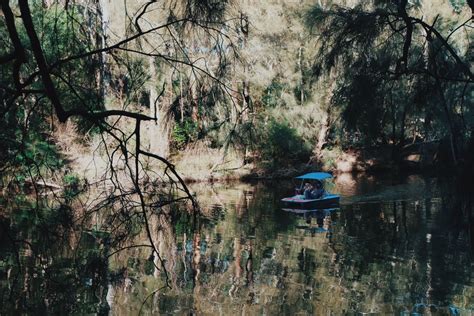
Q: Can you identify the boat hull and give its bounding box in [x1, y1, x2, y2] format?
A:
[281, 194, 340, 210]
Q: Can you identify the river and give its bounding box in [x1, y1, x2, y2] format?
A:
[1, 173, 473, 314]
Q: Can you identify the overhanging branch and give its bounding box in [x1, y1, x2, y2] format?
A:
[18, 0, 68, 122]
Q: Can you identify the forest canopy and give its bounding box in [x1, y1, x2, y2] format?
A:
[305, 1, 473, 164]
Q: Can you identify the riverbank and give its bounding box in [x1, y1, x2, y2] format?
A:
[172, 141, 444, 182]
[0, 132, 449, 193]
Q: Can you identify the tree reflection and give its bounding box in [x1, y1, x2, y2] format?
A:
[1, 176, 473, 314]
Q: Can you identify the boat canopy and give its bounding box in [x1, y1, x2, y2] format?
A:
[295, 172, 333, 180]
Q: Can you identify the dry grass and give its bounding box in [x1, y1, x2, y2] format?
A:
[172, 140, 254, 182]
[53, 121, 111, 183]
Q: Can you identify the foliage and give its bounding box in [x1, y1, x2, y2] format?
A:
[171, 119, 199, 150]
[319, 147, 344, 170]
[0, 103, 64, 184]
[292, 84, 311, 105]
[262, 79, 286, 108]
[449, 0, 467, 13]
[63, 173, 82, 200]
[110, 56, 151, 108]
[305, 5, 388, 77]
[329, 57, 391, 147]
[305, 2, 473, 163]
[0, 0, 236, 313]
[32, 3, 105, 133]
[0, 3, 103, 181]
[258, 120, 311, 168]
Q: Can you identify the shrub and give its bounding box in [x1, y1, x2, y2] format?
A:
[262, 79, 286, 108]
[63, 173, 81, 200]
[171, 120, 199, 150]
[259, 120, 310, 168]
[449, 0, 466, 13]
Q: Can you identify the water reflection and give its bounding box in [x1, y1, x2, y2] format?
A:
[285, 208, 336, 236]
[1, 175, 473, 314]
[107, 177, 473, 315]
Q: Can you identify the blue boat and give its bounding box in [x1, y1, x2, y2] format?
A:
[281, 172, 340, 210]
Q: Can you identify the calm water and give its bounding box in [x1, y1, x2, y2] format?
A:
[1, 174, 473, 315]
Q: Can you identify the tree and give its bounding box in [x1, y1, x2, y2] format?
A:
[305, 0, 473, 163]
[0, 0, 237, 299]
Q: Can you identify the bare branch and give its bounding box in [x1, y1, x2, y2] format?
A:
[18, 0, 68, 121]
[1, 0, 27, 89]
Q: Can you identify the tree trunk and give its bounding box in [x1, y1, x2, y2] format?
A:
[240, 12, 250, 122]
[190, 80, 199, 124]
[97, 0, 109, 106]
[311, 78, 335, 163]
[435, 77, 458, 164]
[397, 102, 408, 162]
[315, 116, 329, 160]
[147, 57, 170, 157]
[179, 70, 184, 123]
[298, 44, 304, 105]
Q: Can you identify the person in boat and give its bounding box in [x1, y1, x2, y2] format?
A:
[303, 182, 313, 200]
[311, 181, 325, 199]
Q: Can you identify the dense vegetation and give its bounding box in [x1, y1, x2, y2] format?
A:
[1, 1, 472, 184]
[0, 0, 473, 313]
[307, 1, 473, 163]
